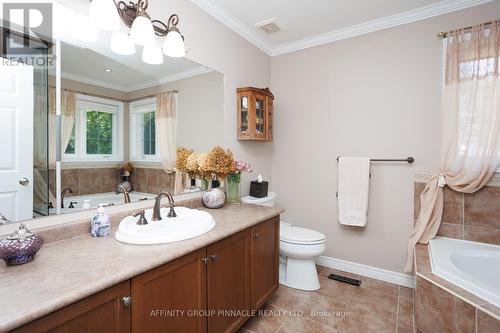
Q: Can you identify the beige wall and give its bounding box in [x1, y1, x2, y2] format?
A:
[269, 2, 500, 273]
[152, 0, 272, 195]
[129, 71, 224, 152]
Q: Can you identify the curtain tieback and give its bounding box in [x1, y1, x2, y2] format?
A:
[437, 174, 446, 187]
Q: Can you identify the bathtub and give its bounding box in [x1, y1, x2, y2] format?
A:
[49, 191, 156, 214]
[429, 237, 500, 307]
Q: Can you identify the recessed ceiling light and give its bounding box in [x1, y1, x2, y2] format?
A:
[104, 68, 112, 72]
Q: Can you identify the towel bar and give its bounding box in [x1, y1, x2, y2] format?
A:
[336, 156, 414, 164]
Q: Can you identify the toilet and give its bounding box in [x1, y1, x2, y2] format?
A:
[241, 192, 326, 291]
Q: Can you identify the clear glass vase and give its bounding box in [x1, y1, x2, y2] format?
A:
[226, 174, 241, 204]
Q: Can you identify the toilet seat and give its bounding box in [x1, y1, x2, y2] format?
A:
[280, 225, 325, 245]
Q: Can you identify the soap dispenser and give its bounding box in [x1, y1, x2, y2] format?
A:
[90, 204, 111, 237]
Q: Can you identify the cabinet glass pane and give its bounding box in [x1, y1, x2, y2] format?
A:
[255, 98, 264, 135]
[240, 96, 248, 133]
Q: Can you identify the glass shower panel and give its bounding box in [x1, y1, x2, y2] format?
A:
[1, 29, 51, 218]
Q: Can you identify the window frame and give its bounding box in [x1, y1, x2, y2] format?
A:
[129, 97, 160, 162]
[63, 94, 124, 162]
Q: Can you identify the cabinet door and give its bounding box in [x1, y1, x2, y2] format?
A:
[237, 93, 251, 140]
[251, 216, 279, 310]
[253, 94, 267, 140]
[13, 281, 131, 333]
[131, 248, 207, 333]
[207, 229, 251, 333]
[266, 96, 274, 141]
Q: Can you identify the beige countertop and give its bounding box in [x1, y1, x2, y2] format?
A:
[0, 204, 283, 332]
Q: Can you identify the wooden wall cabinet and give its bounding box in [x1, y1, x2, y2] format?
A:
[14, 217, 279, 333]
[237, 87, 274, 141]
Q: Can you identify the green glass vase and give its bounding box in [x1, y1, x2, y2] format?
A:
[226, 174, 241, 204]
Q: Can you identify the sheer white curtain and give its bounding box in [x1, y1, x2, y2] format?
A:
[405, 21, 500, 271]
[48, 87, 76, 167]
[157, 92, 183, 192]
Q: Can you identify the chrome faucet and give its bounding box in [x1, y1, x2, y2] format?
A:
[115, 184, 131, 204]
[152, 191, 177, 221]
[61, 187, 73, 208]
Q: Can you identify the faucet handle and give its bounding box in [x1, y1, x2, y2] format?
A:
[133, 210, 148, 225]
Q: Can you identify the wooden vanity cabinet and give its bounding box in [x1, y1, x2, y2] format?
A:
[237, 87, 274, 141]
[13, 281, 131, 333]
[131, 248, 207, 333]
[12, 217, 280, 333]
[207, 228, 252, 333]
[250, 216, 279, 310]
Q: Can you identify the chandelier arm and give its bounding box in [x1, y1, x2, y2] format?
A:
[151, 19, 168, 36]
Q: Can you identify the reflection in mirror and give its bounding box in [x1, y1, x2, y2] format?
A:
[49, 41, 224, 216]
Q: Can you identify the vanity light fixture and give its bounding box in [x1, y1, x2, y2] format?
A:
[89, 0, 186, 64]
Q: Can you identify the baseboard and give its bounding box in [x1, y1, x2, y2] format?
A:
[316, 255, 415, 288]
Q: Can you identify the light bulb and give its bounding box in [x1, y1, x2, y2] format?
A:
[142, 45, 163, 65]
[89, 0, 120, 31]
[130, 15, 156, 46]
[110, 30, 136, 55]
[162, 30, 185, 57]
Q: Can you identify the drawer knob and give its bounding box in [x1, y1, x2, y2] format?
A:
[209, 254, 217, 262]
[254, 233, 259, 239]
[122, 296, 132, 307]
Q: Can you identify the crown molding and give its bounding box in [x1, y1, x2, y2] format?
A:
[61, 66, 213, 93]
[190, 0, 494, 57]
[61, 72, 129, 92]
[125, 66, 213, 92]
[190, 0, 273, 55]
[271, 0, 494, 56]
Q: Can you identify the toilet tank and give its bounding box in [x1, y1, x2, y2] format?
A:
[241, 192, 277, 207]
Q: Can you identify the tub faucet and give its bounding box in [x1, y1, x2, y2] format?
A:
[61, 187, 73, 208]
[152, 191, 176, 221]
[115, 184, 131, 204]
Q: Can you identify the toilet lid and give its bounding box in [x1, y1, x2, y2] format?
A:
[281, 225, 325, 244]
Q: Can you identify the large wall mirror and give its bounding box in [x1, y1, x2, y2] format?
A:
[1, 29, 224, 223]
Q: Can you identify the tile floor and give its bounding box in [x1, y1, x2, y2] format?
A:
[239, 266, 415, 333]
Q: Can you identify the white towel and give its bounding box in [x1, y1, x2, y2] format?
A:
[337, 157, 370, 227]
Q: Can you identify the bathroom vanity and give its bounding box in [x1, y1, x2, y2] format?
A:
[1, 203, 282, 333]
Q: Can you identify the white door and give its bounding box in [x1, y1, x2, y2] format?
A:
[0, 60, 33, 221]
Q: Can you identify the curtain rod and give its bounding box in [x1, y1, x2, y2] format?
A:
[128, 90, 178, 102]
[437, 21, 493, 38]
[48, 85, 178, 102]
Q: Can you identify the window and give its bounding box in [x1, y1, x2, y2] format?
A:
[63, 95, 123, 162]
[130, 98, 159, 161]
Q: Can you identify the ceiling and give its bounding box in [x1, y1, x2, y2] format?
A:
[51, 0, 210, 92]
[191, 0, 493, 55]
[58, 41, 208, 92]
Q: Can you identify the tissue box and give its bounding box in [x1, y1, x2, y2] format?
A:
[250, 181, 268, 198]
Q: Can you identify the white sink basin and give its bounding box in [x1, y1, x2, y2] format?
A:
[115, 207, 216, 245]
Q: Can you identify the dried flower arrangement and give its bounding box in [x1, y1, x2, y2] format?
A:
[200, 146, 235, 180]
[116, 162, 134, 177]
[176, 147, 193, 174]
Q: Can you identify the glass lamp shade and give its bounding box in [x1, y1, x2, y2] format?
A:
[110, 30, 136, 55]
[89, 0, 120, 31]
[162, 30, 185, 57]
[142, 45, 164, 65]
[130, 15, 156, 46]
